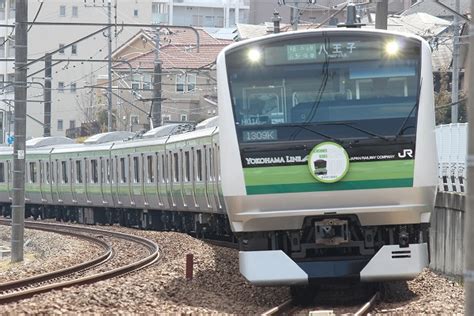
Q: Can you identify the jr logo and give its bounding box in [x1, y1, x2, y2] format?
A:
[398, 149, 413, 158]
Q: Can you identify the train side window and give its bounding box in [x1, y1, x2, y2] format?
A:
[147, 155, 154, 183]
[106, 159, 111, 183]
[46, 162, 50, 184]
[91, 159, 98, 183]
[173, 152, 179, 182]
[133, 156, 140, 183]
[196, 149, 202, 181]
[184, 151, 190, 182]
[120, 157, 126, 183]
[0, 162, 5, 183]
[39, 161, 44, 183]
[76, 160, 82, 183]
[29, 162, 37, 183]
[61, 161, 68, 184]
[100, 158, 105, 184]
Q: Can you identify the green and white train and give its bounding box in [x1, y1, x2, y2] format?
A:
[0, 28, 437, 288]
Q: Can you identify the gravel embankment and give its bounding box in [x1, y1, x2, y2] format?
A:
[374, 269, 464, 314]
[0, 224, 464, 314]
[0, 226, 290, 314]
[0, 225, 102, 282]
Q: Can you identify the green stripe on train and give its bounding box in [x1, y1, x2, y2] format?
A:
[244, 160, 414, 194]
[246, 178, 413, 194]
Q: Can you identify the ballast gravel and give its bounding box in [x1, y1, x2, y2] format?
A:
[0, 225, 102, 282]
[0, 224, 466, 314]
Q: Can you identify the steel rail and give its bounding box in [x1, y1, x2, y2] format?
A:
[354, 291, 379, 316]
[0, 219, 113, 292]
[0, 220, 160, 303]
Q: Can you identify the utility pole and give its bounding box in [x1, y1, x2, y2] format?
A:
[44, 53, 51, 136]
[151, 28, 162, 128]
[107, 0, 113, 132]
[291, 1, 299, 30]
[375, 0, 388, 30]
[451, 0, 461, 123]
[11, 0, 27, 263]
[465, 1, 474, 312]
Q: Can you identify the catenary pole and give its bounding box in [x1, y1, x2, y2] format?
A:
[151, 28, 162, 128]
[11, 0, 27, 263]
[107, 0, 113, 132]
[465, 0, 474, 312]
[375, 0, 388, 30]
[452, 0, 461, 123]
[44, 53, 51, 136]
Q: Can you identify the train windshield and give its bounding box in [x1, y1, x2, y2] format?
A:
[225, 32, 422, 143]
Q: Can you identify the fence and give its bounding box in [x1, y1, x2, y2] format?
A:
[436, 123, 467, 194]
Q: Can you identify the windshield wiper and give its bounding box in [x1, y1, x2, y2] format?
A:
[316, 121, 391, 142]
[282, 123, 342, 143]
[395, 78, 422, 138]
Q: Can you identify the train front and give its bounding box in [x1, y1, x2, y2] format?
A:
[217, 30, 437, 285]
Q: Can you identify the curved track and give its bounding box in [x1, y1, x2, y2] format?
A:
[0, 220, 160, 303]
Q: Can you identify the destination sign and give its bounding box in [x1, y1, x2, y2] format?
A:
[243, 129, 277, 142]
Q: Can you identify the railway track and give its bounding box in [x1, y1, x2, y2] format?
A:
[0, 219, 160, 303]
[261, 291, 380, 316]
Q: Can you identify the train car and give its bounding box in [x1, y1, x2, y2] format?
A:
[216, 28, 437, 288]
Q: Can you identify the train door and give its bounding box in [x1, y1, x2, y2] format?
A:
[204, 145, 216, 210]
[179, 149, 187, 208]
[114, 156, 123, 206]
[195, 147, 210, 209]
[55, 160, 63, 203]
[143, 154, 153, 208]
[155, 153, 164, 208]
[70, 158, 78, 204]
[213, 142, 224, 211]
[128, 155, 136, 207]
[183, 149, 197, 209]
[190, 148, 198, 208]
[167, 151, 176, 209]
[39, 160, 46, 203]
[84, 158, 92, 204]
[98, 157, 106, 204]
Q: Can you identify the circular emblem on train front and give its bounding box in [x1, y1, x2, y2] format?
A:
[308, 142, 349, 183]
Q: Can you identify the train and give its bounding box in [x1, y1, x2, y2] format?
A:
[0, 28, 437, 294]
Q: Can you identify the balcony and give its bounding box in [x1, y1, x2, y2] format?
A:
[152, 13, 169, 24]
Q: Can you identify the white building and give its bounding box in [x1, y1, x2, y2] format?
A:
[0, 0, 247, 142]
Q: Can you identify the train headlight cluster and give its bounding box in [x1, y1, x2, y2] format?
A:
[247, 48, 262, 63]
[385, 41, 400, 56]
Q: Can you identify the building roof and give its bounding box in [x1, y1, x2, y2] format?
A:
[113, 27, 233, 70]
[402, 0, 471, 18]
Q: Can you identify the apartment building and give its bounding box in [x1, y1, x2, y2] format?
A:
[152, 0, 249, 27]
[0, 0, 245, 142]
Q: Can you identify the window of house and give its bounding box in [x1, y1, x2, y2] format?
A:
[130, 115, 139, 126]
[133, 9, 138, 17]
[0, 74, 4, 89]
[6, 73, 13, 92]
[176, 74, 185, 92]
[72, 5, 78, 17]
[69, 120, 75, 129]
[0, 0, 5, 20]
[58, 82, 64, 93]
[8, 0, 14, 16]
[147, 155, 154, 182]
[70, 82, 76, 93]
[143, 73, 152, 90]
[7, 36, 14, 57]
[58, 44, 65, 54]
[59, 5, 66, 17]
[71, 44, 77, 55]
[180, 114, 187, 122]
[61, 161, 68, 183]
[131, 74, 140, 91]
[91, 159, 98, 183]
[120, 157, 126, 183]
[187, 74, 196, 92]
[133, 156, 139, 183]
[162, 115, 171, 123]
[57, 119, 63, 131]
[76, 160, 82, 183]
[0, 37, 5, 58]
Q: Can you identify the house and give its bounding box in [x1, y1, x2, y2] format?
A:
[99, 27, 233, 132]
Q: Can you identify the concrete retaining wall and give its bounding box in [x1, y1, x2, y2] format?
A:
[430, 192, 465, 277]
